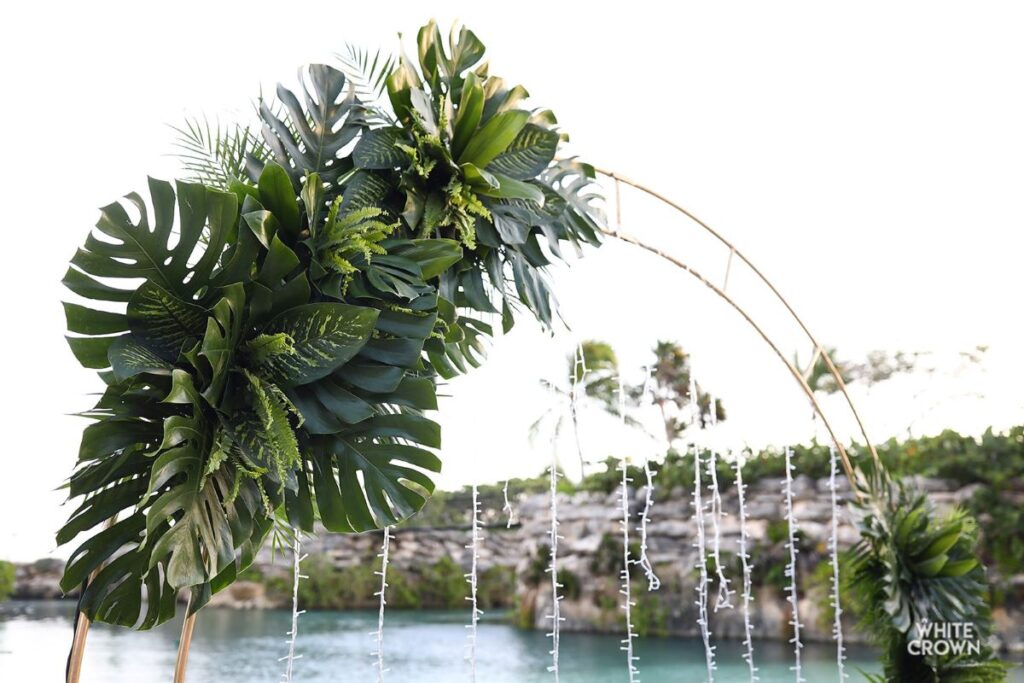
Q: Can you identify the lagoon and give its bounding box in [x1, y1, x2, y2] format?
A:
[0, 600, 995, 682]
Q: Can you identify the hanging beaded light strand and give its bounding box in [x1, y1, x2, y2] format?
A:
[280, 529, 307, 683]
[734, 456, 759, 681]
[465, 485, 484, 681]
[372, 526, 392, 683]
[783, 447, 806, 683]
[637, 365, 660, 591]
[706, 396, 733, 612]
[828, 447, 849, 681]
[690, 377, 716, 682]
[502, 479, 516, 528]
[617, 377, 641, 681]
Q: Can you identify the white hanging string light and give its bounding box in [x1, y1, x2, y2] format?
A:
[546, 453, 563, 681]
[619, 459, 641, 682]
[617, 378, 641, 682]
[544, 341, 586, 680]
[280, 529, 307, 683]
[690, 377, 716, 682]
[466, 485, 484, 681]
[502, 479, 516, 528]
[733, 455, 759, 682]
[638, 457, 660, 592]
[705, 397, 733, 612]
[828, 447, 849, 681]
[371, 526, 392, 683]
[637, 365, 660, 591]
[783, 447, 806, 683]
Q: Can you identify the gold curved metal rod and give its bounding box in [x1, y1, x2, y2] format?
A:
[594, 166, 881, 470]
[602, 226, 861, 492]
[174, 597, 198, 683]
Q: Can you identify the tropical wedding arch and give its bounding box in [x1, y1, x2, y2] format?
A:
[59, 20, 1003, 683]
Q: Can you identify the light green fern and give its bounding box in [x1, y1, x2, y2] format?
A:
[243, 333, 296, 365]
[241, 369, 303, 491]
[317, 200, 398, 291]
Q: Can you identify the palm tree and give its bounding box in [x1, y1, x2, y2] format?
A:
[645, 341, 725, 444]
[530, 340, 625, 476]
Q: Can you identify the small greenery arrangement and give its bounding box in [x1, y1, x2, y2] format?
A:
[850, 463, 1008, 682]
[58, 21, 603, 627]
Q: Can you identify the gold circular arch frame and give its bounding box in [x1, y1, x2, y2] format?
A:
[593, 166, 883, 486]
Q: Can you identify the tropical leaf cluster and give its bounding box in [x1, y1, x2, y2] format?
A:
[59, 20, 604, 628]
[849, 463, 1008, 681]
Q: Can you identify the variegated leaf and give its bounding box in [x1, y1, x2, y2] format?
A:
[250, 303, 379, 386]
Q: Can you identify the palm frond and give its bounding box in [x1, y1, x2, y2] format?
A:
[336, 43, 396, 100]
[335, 43, 397, 125]
[171, 117, 269, 190]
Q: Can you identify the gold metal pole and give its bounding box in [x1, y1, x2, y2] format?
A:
[602, 226, 861, 493]
[174, 596, 198, 683]
[592, 167, 882, 471]
[66, 515, 118, 683]
[66, 609, 92, 683]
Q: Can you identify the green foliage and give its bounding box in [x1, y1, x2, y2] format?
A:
[588, 532, 641, 581]
[478, 565, 517, 609]
[297, 556, 379, 610]
[0, 561, 15, 602]
[414, 556, 466, 609]
[172, 118, 268, 191]
[558, 568, 582, 601]
[353, 19, 604, 334]
[523, 544, 551, 587]
[874, 427, 1024, 576]
[314, 203, 398, 293]
[267, 554, 514, 611]
[60, 20, 606, 629]
[848, 463, 1007, 681]
[632, 591, 669, 637]
[797, 346, 919, 395]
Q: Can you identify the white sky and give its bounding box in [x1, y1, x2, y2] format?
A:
[1, 1, 1022, 562]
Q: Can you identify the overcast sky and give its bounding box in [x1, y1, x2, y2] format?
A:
[1, 1, 1022, 562]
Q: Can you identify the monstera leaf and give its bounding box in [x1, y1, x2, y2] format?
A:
[250, 64, 366, 189]
[306, 413, 441, 532]
[65, 179, 237, 303]
[63, 180, 239, 371]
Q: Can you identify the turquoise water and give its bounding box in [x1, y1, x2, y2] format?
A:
[0, 600, 1000, 682]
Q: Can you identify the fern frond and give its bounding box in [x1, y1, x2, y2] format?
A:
[242, 370, 302, 489]
[243, 333, 296, 366]
[316, 199, 398, 291]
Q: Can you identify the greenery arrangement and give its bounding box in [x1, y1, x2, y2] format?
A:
[851, 462, 1007, 682]
[58, 20, 603, 627]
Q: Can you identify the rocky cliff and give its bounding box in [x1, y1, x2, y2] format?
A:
[10, 476, 1023, 653]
